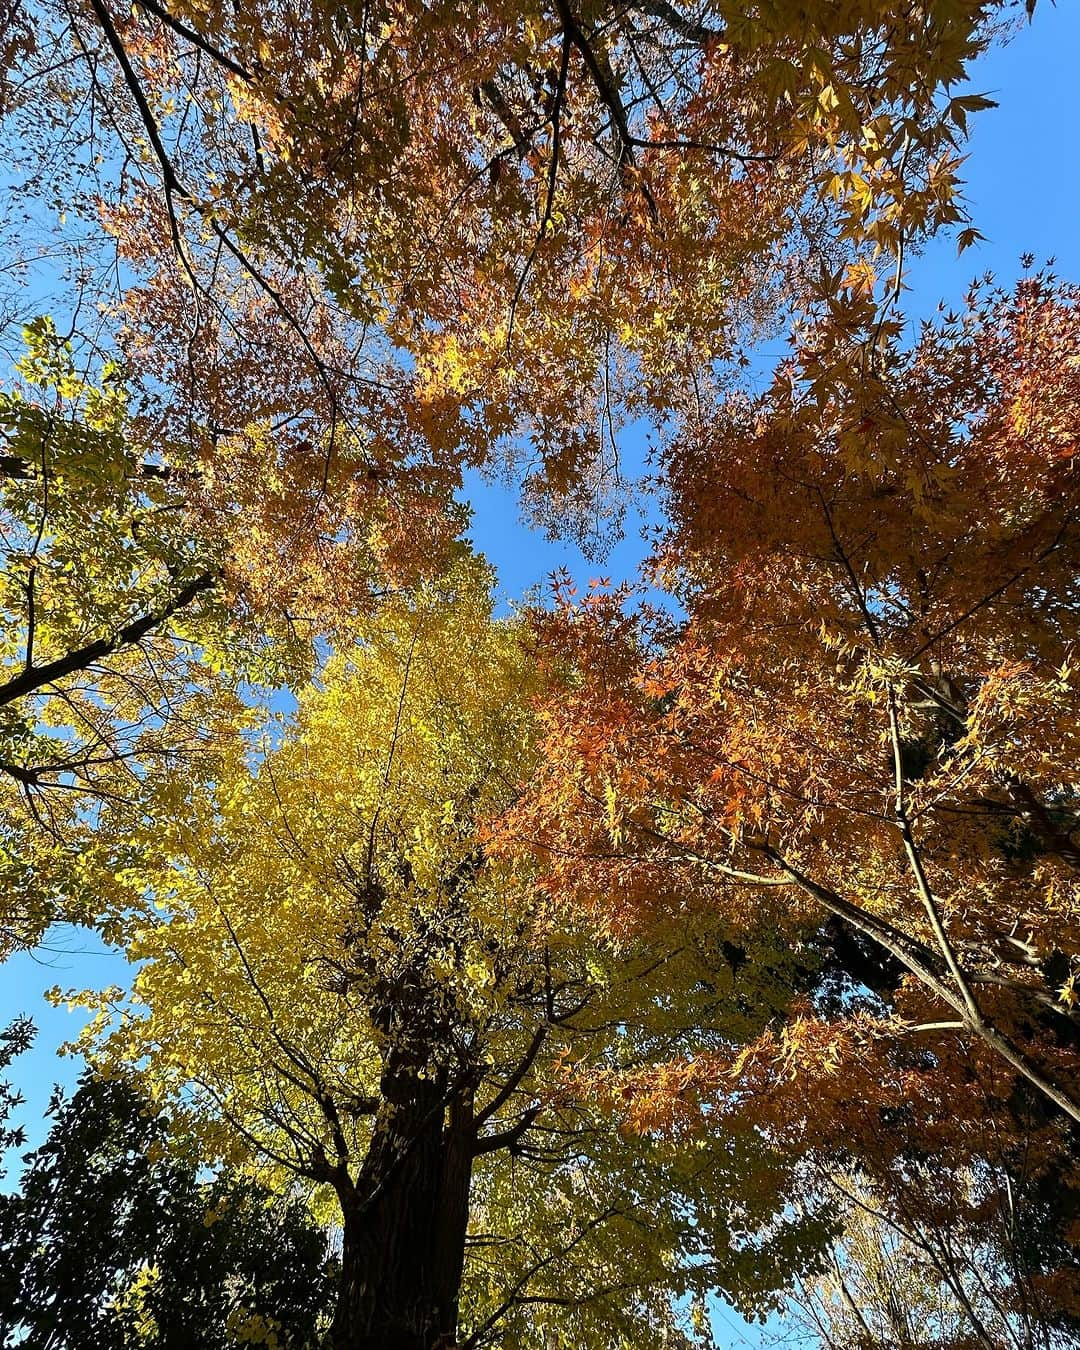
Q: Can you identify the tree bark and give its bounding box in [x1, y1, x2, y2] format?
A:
[330, 1048, 475, 1350]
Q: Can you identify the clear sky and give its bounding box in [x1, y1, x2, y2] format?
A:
[458, 1, 1080, 606]
[2, 4, 1080, 1340]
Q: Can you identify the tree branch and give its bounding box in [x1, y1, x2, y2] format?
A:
[474, 1023, 547, 1128]
[472, 1104, 542, 1157]
[0, 571, 217, 708]
[632, 0, 721, 45]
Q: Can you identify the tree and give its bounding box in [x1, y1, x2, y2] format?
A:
[67, 557, 830, 1349]
[2, 2, 1070, 1344]
[0, 0, 1020, 953]
[0, 318, 288, 954]
[512, 271, 1080, 1118]
[0, 1069, 337, 1349]
[787, 1142, 1080, 1350]
[2, 0, 1007, 572]
[505, 272, 1080, 1334]
[0, 1015, 34, 1173]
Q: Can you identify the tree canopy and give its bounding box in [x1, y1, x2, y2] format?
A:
[509, 270, 1080, 1121]
[504, 269, 1080, 1344]
[0, 1069, 337, 1349]
[1, 0, 1078, 1346]
[64, 560, 831, 1347]
[4, 0, 1006, 572]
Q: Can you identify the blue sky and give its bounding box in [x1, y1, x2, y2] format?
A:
[2, 3, 1080, 1339]
[462, 1, 1080, 594]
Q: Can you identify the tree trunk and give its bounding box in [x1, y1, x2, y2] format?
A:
[330, 1053, 475, 1350]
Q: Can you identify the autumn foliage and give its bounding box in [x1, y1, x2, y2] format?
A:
[1, 0, 1079, 1346]
[505, 271, 1080, 1340]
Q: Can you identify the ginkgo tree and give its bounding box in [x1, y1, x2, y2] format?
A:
[64, 556, 830, 1350]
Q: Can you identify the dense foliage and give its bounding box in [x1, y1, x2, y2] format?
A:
[1, 0, 1077, 1346]
[0, 1071, 336, 1348]
[64, 561, 829, 1346]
